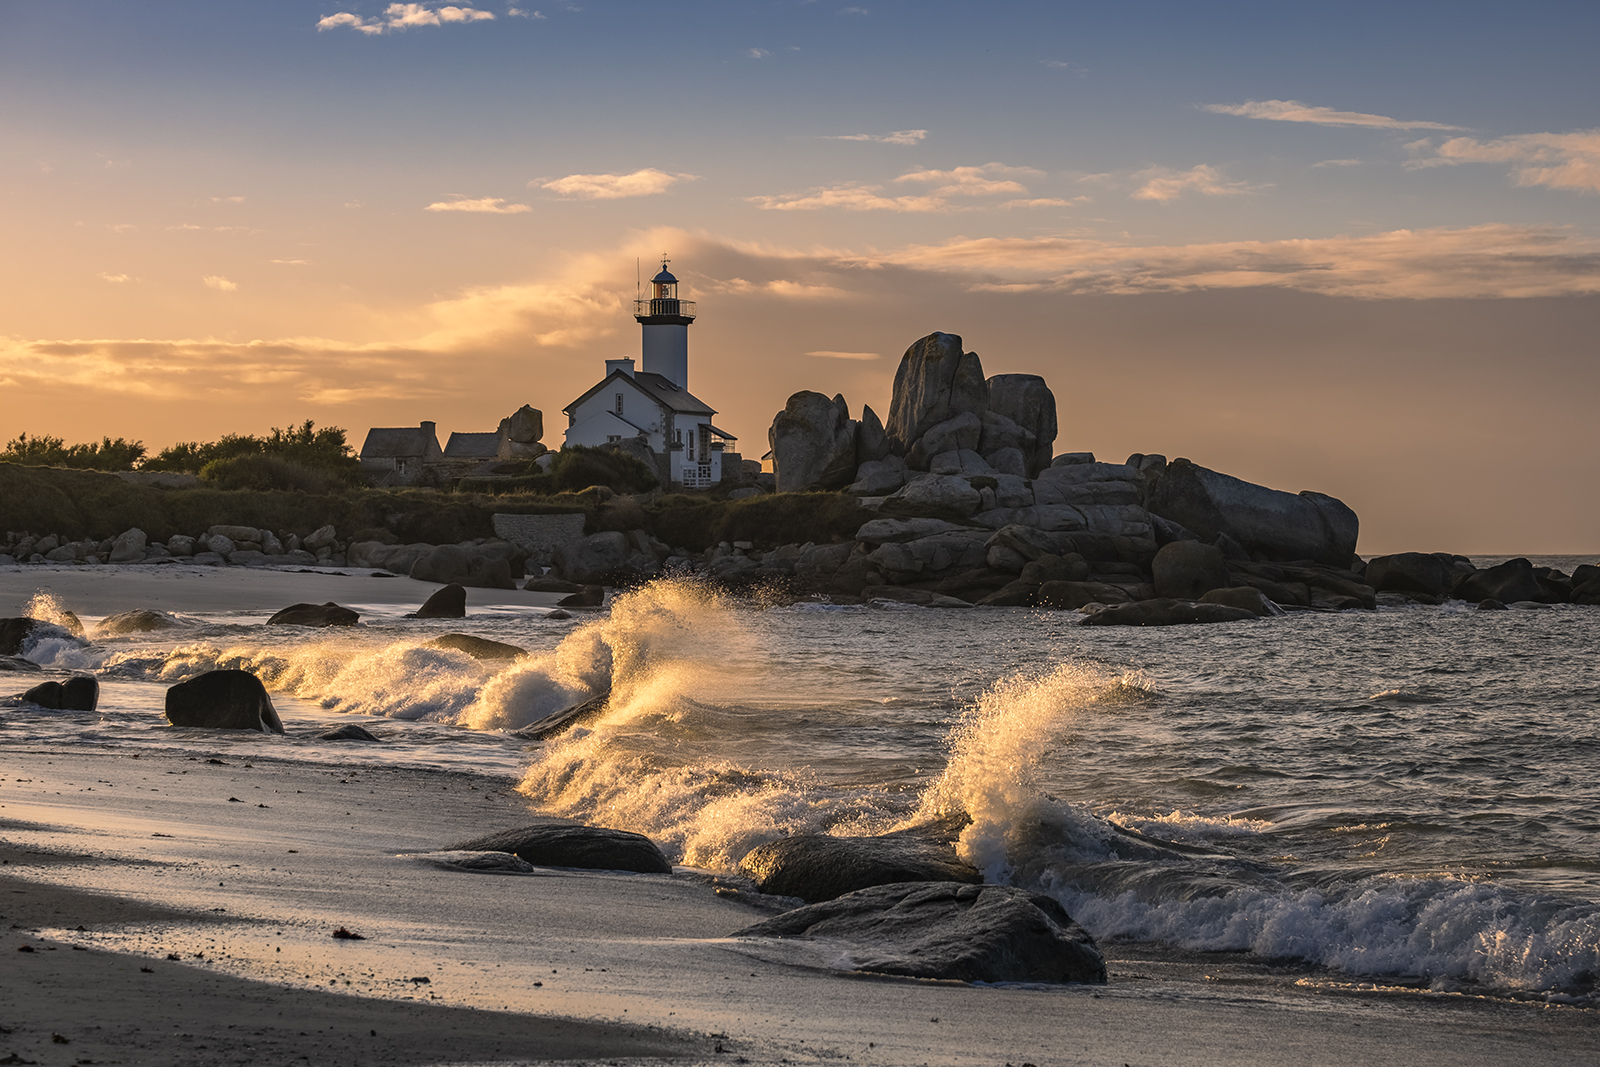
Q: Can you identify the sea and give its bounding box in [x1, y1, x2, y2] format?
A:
[5, 557, 1599, 1008]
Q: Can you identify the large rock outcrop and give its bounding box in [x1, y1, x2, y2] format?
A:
[769, 391, 858, 493]
[164, 669, 284, 733]
[1146, 459, 1358, 568]
[1151, 541, 1230, 599]
[1365, 553, 1458, 598]
[986, 373, 1056, 476]
[1452, 558, 1551, 604]
[885, 333, 988, 455]
[734, 881, 1106, 985]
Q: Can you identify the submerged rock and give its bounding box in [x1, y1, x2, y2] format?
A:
[319, 723, 381, 742]
[95, 609, 184, 636]
[425, 633, 527, 660]
[735, 881, 1106, 985]
[1081, 598, 1259, 627]
[448, 824, 671, 874]
[557, 585, 605, 608]
[0, 656, 42, 672]
[164, 669, 284, 733]
[1364, 552, 1457, 598]
[0, 618, 41, 656]
[411, 583, 467, 619]
[23, 676, 99, 711]
[741, 822, 980, 903]
[1453, 558, 1551, 605]
[267, 602, 361, 627]
[415, 850, 537, 874]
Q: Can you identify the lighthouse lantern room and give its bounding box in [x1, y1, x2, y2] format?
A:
[633, 259, 696, 390]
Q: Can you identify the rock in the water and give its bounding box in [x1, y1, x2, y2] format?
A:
[885, 332, 988, 454]
[769, 391, 858, 492]
[0, 617, 42, 655]
[425, 633, 527, 660]
[447, 824, 671, 874]
[1478, 598, 1508, 611]
[412, 583, 467, 619]
[164, 669, 284, 733]
[1452, 558, 1551, 604]
[734, 881, 1106, 985]
[986, 373, 1057, 476]
[95, 609, 184, 636]
[1151, 540, 1230, 599]
[1035, 580, 1133, 609]
[544, 608, 573, 620]
[1365, 552, 1457, 597]
[1146, 459, 1358, 568]
[741, 824, 981, 903]
[319, 723, 381, 742]
[415, 850, 536, 874]
[1200, 586, 1283, 617]
[1081, 598, 1259, 626]
[267, 602, 360, 627]
[22, 676, 99, 711]
[0, 656, 42, 672]
[556, 585, 605, 608]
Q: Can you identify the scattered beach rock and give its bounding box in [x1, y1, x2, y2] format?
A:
[741, 824, 981, 903]
[319, 724, 381, 742]
[552, 532, 629, 585]
[1200, 586, 1283, 617]
[512, 692, 610, 740]
[734, 881, 1106, 985]
[409, 545, 516, 590]
[425, 633, 527, 660]
[1081, 598, 1259, 626]
[164, 669, 284, 733]
[267, 602, 361, 627]
[0, 655, 42, 672]
[1478, 598, 1509, 611]
[95, 609, 184, 636]
[447, 824, 672, 874]
[411, 583, 467, 619]
[557, 585, 605, 608]
[524, 576, 583, 593]
[544, 608, 573, 620]
[22, 676, 99, 711]
[414, 849, 538, 874]
[1364, 552, 1458, 598]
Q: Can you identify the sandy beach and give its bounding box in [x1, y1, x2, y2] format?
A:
[3, 564, 1599, 1065]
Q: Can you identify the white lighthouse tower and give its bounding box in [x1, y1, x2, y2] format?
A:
[634, 258, 695, 390]
[559, 255, 737, 487]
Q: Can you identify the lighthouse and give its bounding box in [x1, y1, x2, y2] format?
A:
[560, 255, 737, 487]
[634, 258, 695, 390]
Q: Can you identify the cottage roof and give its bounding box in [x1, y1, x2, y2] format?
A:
[442, 431, 502, 459]
[360, 426, 436, 459]
[563, 369, 716, 418]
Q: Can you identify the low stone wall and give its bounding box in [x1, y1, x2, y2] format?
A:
[491, 512, 586, 560]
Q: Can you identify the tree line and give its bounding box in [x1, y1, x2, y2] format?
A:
[1, 421, 364, 491]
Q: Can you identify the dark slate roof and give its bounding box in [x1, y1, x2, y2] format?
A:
[564, 369, 716, 417]
[442, 431, 502, 459]
[361, 426, 436, 459]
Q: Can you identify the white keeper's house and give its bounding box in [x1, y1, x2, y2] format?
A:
[561, 259, 737, 488]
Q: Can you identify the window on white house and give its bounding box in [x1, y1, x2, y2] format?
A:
[607, 435, 621, 444]
[614, 393, 624, 415]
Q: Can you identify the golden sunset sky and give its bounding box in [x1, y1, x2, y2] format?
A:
[3, 2, 1597, 552]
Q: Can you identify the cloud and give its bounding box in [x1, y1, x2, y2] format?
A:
[1313, 159, 1363, 168]
[317, 4, 495, 35]
[269, 259, 311, 265]
[209, 195, 246, 203]
[895, 162, 1042, 197]
[839, 6, 869, 13]
[424, 196, 532, 213]
[748, 183, 948, 212]
[202, 275, 238, 292]
[1131, 164, 1261, 202]
[506, 7, 544, 16]
[747, 48, 770, 58]
[98, 273, 131, 283]
[822, 130, 927, 145]
[854, 224, 1600, 299]
[807, 350, 879, 360]
[538, 169, 696, 199]
[1002, 198, 1077, 209]
[1202, 99, 1465, 131]
[1410, 130, 1600, 194]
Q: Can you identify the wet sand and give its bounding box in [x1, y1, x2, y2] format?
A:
[3, 746, 1597, 1067]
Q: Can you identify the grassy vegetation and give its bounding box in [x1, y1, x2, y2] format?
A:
[2, 463, 885, 554]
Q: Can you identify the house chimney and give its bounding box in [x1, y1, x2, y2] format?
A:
[605, 357, 635, 378]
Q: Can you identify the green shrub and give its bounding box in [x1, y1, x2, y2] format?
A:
[199, 454, 348, 493]
[716, 492, 870, 550]
[544, 446, 659, 494]
[144, 420, 362, 484]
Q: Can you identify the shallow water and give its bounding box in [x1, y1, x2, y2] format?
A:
[4, 570, 1600, 1004]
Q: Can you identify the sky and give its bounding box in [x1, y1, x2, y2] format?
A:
[2, 0, 1598, 553]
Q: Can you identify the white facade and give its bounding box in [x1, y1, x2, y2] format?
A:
[562, 263, 735, 488]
